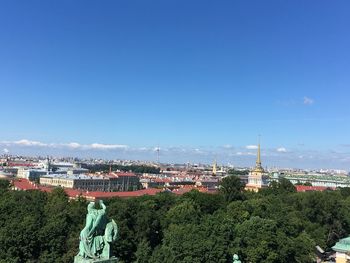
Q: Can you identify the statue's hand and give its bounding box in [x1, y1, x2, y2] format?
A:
[99, 200, 106, 210]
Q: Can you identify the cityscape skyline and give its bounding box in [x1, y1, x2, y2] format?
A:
[1, 138, 350, 171]
[1, 1, 350, 169]
[2, 2, 350, 263]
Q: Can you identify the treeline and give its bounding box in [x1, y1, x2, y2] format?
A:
[227, 169, 249, 176]
[1, 177, 350, 262]
[82, 164, 160, 174]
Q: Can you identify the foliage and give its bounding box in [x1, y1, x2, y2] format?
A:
[260, 178, 296, 195]
[219, 175, 245, 202]
[0, 179, 10, 190]
[83, 164, 160, 174]
[227, 169, 249, 176]
[1, 182, 350, 262]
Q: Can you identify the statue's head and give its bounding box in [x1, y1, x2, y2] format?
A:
[233, 254, 239, 260]
[87, 202, 95, 213]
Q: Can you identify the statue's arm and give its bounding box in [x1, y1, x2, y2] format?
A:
[113, 221, 118, 241]
[99, 200, 106, 211]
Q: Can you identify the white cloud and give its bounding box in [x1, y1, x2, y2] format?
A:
[303, 96, 314, 105]
[222, 144, 233, 149]
[277, 147, 287, 153]
[3, 148, 9, 154]
[246, 145, 258, 150]
[236, 151, 255, 156]
[13, 139, 48, 147]
[89, 143, 128, 150]
[193, 148, 206, 154]
[138, 147, 148, 151]
[65, 142, 81, 149]
[0, 139, 128, 151]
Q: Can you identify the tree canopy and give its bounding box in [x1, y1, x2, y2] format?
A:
[0, 178, 348, 262]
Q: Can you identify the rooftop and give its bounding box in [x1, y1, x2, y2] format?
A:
[12, 179, 161, 199]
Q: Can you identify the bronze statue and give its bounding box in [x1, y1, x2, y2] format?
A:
[75, 200, 118, 262]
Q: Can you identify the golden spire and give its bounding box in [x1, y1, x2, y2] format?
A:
[254, 135, 264, 173]
[256, 137, 261, 167]
[213, 159, 217, 176]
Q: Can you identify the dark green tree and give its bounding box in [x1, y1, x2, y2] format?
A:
[219, 175, 245, 202]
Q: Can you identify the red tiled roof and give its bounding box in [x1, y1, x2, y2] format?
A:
[12, 179, 38, 190]
[85, 188, 162, 198]
[12, 178, 217, 199]
[12, 179, 161, 199]
[296, 185, 336, 192]
[107, 172, 137, 177]
[153, 178, 172, 183]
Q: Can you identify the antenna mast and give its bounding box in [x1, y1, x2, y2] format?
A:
[157, 146, 160, 165]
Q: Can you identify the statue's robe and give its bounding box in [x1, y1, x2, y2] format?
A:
[79, 209, 106, 258]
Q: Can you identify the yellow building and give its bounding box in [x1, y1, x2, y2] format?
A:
[245, 141, 269, 191]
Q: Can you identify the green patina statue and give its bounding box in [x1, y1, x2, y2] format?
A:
[233, 254, 242, 263]
[74, 200, 118, 263]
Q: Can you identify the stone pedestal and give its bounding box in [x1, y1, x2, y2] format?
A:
[74, 255, 118, 263]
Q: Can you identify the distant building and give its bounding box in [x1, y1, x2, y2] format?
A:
[16, 166, 88, 182]
[0, 170, 13, 179]
[284, 174, 350, 188]
[17, 167, 48, 181]
[67, 168, 89, 175]
[196, 177, 219, 190]
[50, 162, 74, 170]
[12, 178, 162, 200]
[40, 172, 140, 191]
[140, 178, 171, 189]
[245, 142, 269, 191]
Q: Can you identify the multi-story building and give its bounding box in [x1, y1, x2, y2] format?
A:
[39, 172, 140, 191]
[283, 174, 350, 188]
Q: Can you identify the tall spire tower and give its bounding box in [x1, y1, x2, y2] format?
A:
[156, 146, 160, 165]
[254, 136, 264, 173]
[212, 159, 217, 176]
[246, 136, 268, 192]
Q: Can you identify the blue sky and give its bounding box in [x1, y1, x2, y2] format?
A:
[0, 0, 350, 169]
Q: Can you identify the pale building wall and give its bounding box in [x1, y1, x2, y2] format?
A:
[40, 175, 140, 191]
[40, 177, 74, 188]
[336, 252, 350, 263]
[17, 168, 29, 179]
